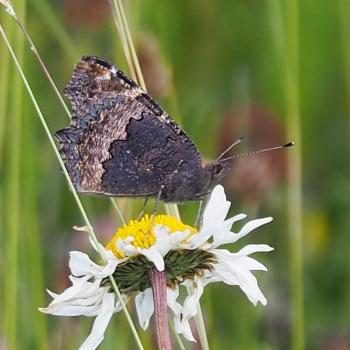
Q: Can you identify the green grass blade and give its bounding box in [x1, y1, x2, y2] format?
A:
[284, 1, 305, 349]
[2, 1, 26, 348]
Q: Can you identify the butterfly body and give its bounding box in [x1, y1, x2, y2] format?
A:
[56, 56, 229, 202]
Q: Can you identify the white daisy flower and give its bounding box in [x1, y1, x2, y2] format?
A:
[39, 248, 122, 350]
[40, 184, 273, 348]
[39, 232, 193, 348]
[106, 184, 273, 341]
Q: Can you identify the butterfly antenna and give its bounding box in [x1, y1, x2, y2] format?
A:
[220, 141, 294, 162]
[215, 136, 245, 162]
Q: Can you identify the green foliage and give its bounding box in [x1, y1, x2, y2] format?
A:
[1, 0, 349, 349]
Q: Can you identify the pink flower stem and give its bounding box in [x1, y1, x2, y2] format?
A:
[149, 268, 172, 350]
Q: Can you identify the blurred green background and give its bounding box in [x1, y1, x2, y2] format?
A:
[0, 0, 349, 349]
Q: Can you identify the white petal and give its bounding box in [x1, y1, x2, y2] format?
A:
[237, 244, 274, 256]
[166, 287, 181, 316]
[213, 249, 269, 306]
[47, 277, 91, 305]
[181, 280, 204, 324]
[140, 246, 165, 271]
[174, 317, 196, 342]
[232, 266, 267, 306]
[79, 292, 115, 350]
[153, 225, 172, 257]
[40, 280, 107, 317]
[135, 288, 154, 330]
[232, 217, 273, 243]
[231, 213, 248, 222]
[210, 262, 240, 285]
[210, 214, 247, 248]
[168, 287, 196, 342]
[203, 185, 230, 227]
[46, 289, 58, 298]
[167, 287, 196, 342]
[116, 237, 138, 256]
[69, 251, 102, 276]
[170, 230, 192, 250]
[40, 302, 101, 317]
[191, 185, 231, 248]
[73, 225, 89, 232]
[56, 279, 102, 304]
[69, 250, 118, 280]
[153, 226, 193, 256]
[173, 281, 204, 342]
[235, 256, 268, 271]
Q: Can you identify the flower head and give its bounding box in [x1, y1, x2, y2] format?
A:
[40, 185, 273, 349]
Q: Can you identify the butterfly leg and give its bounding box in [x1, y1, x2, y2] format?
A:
[137, 198, 149, 220]
[194, 193, 210, 228]
[151, 185, 164, 217]
[194, 199, 203, 227]
[148, 185, 164, 234]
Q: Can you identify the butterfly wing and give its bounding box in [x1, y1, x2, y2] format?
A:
[56, 56, 203, 198]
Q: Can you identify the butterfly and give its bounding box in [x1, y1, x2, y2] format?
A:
[55, 56, 238, 202]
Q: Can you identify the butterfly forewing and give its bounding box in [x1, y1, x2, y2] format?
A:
[56, 56, 206, 200]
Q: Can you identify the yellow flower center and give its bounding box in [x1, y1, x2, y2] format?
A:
[106, 214, 197, 258]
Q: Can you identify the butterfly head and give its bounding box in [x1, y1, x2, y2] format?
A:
[207, 159, 232, 185]
[193, 159, 232, 199]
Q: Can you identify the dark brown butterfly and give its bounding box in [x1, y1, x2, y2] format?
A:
[56, 56, 291, 202]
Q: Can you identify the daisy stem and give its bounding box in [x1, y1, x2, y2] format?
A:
[149, 269, 172, 350]
[0, 23, 144, 350]
[109, 1, 210, 348]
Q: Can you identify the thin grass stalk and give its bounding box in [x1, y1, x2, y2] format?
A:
[0, 24, 144, 350]
[109, 0, 137, 81]
[110, 197, 127, 225]
[169, 321, 186, 350]
[115, 0, 146, 90]
[284, 1, 304, 349]
[195, 298, 210, 349]
[110, 1, 210, 347]
[2, 1, 25, 348]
